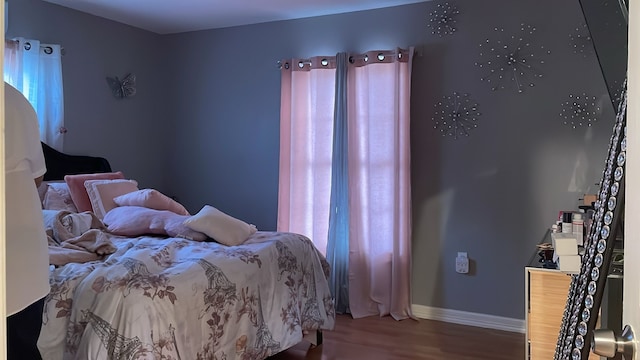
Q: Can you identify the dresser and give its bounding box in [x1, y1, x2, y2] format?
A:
[524, 267, 600, 360]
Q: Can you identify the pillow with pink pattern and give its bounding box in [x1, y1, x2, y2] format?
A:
[43, 182, 78, 212]
[103, 206, 206, 241]
[113, 189, 189, 215]
[65, 172, 125, 212]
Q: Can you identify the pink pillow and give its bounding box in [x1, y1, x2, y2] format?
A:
[65, 172, 125, 212]
[113, 189, 189, 215]
[84, 179, 139, 219]
[103, 206, 206, 241]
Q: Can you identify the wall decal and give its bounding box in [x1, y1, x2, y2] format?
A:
[432, 92, 481, 139]
[106, 73, 136, 99]
[560, 93, 602, 128]
[569, 22, 593, 58]
[427, 1, 459, 37]
[474, 23, 550, 93]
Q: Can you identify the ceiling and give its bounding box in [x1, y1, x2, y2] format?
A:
[41, 0, 428, 35]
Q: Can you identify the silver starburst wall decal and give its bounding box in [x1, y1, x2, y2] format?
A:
[474, 23, 550, 93]
[427, 2, 460, 37]
[432, 92, 481, 139]
[560, 93, 602, 128]
[569, 22, 593, 58]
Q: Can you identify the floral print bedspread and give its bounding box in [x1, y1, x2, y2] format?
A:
[38, 231, 336, 360]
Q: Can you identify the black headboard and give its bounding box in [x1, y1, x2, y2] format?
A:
[41, 142, 112, 181]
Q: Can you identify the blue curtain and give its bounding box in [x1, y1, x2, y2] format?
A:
[326, 52, 350, 314]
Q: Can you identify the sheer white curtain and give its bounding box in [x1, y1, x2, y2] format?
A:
[4, 38, 65, 151]
[278, 48, 414, 320]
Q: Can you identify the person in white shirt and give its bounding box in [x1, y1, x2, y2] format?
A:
[4, 82, 50, 359]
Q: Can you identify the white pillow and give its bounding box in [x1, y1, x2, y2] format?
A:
[183, 205, 257, 246]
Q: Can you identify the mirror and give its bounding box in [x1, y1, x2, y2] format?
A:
[578, 0, 628, 112]
[555, 85, 626, 359]
[554, 1, 629, 359]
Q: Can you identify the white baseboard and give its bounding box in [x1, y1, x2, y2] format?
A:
[411, 304, 525, 333]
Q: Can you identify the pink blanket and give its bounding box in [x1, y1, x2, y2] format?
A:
[45, 210, 116, 266]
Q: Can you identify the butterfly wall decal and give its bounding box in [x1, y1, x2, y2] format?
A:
[106, 73, 136, 99]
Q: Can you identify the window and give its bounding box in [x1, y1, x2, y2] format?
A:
[278, 49, 415, 319]
[4, 38, 65, 151]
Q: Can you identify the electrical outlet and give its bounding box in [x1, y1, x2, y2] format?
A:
[456, 252, 469, 274]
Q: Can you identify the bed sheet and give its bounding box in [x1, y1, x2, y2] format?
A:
[38, 231, 335, 360]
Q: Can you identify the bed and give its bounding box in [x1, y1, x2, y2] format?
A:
[36, 143, 335, 360]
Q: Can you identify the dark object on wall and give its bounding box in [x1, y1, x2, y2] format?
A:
[579, 0, 628, 112]
[41, 142, 112, 181]
[106, 73, 136, 99]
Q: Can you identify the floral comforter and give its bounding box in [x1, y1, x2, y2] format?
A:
[38, 231, 336, 360]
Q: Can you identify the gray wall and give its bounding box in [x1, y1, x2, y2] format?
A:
[7, 0, 171, 192]
[410, 0, 613, 318]
[9, 0, 616, 320]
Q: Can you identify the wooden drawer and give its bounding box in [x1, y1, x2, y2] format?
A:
[528, 270, 571, 359]
[525, 268, 599, 360]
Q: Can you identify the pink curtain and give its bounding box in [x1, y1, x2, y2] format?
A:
[278, 57, 337, 255]
[278, 49, 413, 319]
[346, 49, 414, 320]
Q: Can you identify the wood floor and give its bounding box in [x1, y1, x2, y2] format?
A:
[269, 314, 525, 360]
